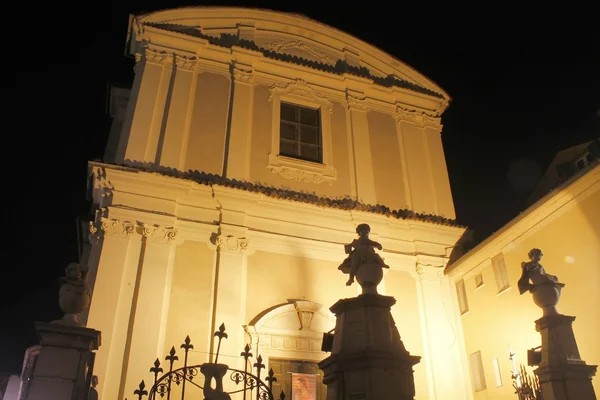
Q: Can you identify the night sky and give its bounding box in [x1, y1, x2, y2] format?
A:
[2, 2, 599, 374]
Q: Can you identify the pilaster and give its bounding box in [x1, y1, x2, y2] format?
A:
[157, 54, 198, 168]
[118, 49, 172, 164]
[414, 264, 471, 399]
[122, 224, 178, 398]
[346, 91, 377, 205]
[85, 216, 140, 400]
[224, 66, 255, 180]
[210, 229, 249, 370]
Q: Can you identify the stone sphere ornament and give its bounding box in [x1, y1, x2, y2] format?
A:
[52, 262, 92, 326]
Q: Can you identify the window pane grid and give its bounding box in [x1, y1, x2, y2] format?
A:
[280, 102, 322, 163]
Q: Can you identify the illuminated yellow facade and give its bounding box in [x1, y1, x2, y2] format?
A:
[81, 6, 599, 400]
[446, 162, 600, 399]
[86, 7, 470, 400]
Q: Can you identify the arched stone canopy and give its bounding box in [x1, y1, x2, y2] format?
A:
[244, 299, 335, 363]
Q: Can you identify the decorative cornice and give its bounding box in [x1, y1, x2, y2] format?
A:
[174, 54, 197, 71]
[346, 93, 368, 111]
[268, 79, 333, 113]
[141, 224, 178, 243]
[89, 218, 136, 242]
[144, 48, 172, 65]
[415, 264, 444, 280]
[268, 165, 332, 185]
[263, 39, 335, 65]
[232, 67, 254, 84]
[396, 106, 442, 130]
[215, 234, 249, 254]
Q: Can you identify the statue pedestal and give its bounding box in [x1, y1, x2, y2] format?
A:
[25, 322, 101, 400]
[318, 294, 420, 400]
[534, 315, 597, 400]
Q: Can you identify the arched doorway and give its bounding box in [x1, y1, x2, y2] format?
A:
[245, 299, 335, 399]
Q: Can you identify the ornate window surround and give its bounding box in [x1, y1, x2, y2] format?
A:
[268, 79, 337, 185]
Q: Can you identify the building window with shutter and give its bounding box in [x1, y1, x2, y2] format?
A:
[492, 357, 503, 387]
[456, 279, 469, 314]
[279, 102, 322, 163]
[470, 351, 487, 392]
[492, 253, 510, 293]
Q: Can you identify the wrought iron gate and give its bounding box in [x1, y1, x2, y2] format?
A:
[128, 323, 285, 400]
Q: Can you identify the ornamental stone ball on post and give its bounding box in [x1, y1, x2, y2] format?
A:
[517, 248, 565, 316]
[52, 262, 92, 326]
[337, 223, 390, 294]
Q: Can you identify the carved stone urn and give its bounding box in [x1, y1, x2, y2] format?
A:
[531, 282, 565, 316]
[53, 262, 92, 326]
[356, 262, 384, 295]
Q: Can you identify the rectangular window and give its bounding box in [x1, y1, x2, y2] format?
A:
[456, 279, 469, 314]
[492, 358, 503, 387]
[492, 253, 510, 293]
[475, 273, 484, 288]
[280, 102, 322, 163]
[470, 351, 487, 392]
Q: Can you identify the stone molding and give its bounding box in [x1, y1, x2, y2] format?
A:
[415, 263, 444, 280]
[232, 67, 254, 84]
[89, 218, 136, 242]
[396, 106, 442, 130]
[268, 78, 333, 114]
[143, 48, 173, 65]
[214, 234, 249, 254]
[268, 165, 331, 185]
[346, 93, 368, 112]
[88, 210, 177, 244]
[174, 54, 198, 71]
[141, 224, 178, 243]
[263, 39, 335, 65]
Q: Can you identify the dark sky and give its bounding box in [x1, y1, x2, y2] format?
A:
[2, 1, 599, 374]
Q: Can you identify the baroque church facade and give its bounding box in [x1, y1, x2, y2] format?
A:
[83, 6, 600, 400]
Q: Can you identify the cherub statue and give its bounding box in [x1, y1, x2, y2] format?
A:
[517, 248, 559, 294]
[338, 223, 390, 286]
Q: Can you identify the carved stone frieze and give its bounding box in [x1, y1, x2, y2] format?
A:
[396, 106, 442, 130]
[263, 39, 335, 65]
[141, 225, 177, 243]
[232, 67, 254, 84]
[268, 165, 333, 185]
[174, 54, 197, 71]
[144, 48, 173, 65]
[415, 264, 444, 281]
[215, 234, 249, 254]
[268, 79, 333, 113]
[89, 218, 136, 242]
[346, 94, 368, 111]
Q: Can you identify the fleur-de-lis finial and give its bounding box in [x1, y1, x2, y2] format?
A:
[181, 335, 194, 352]
[133, 380, 148, 400]
[265, 368, 277, 388]
[214, 323, 228, 340]
[279, 391, 286, 400]
[241, 343, 253, 361]
[254, 354, 265, 373]
[213, 323, 228, 363]
[150, 358, 163, 384]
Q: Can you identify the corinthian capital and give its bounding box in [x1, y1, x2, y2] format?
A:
[232, 67, 254, 84]
[141, 225, 178, 244]
[215, 234, 249, 254]
[415, 264, 444, 281]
